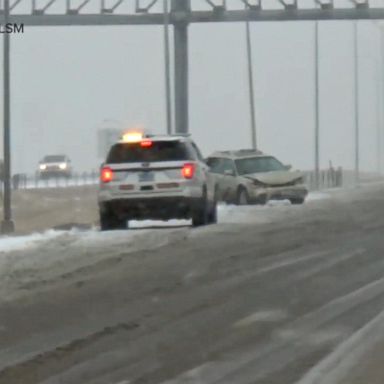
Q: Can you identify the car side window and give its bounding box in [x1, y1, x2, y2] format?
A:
[206, 157, 224, 174]
[221, 159, 236, 175]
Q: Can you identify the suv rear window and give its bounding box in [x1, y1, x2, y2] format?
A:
[106, 141, 192, 164]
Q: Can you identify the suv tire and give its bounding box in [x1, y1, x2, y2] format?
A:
[289, 197, 305, 205]
[100, 210, 127, 231]
[192, 195, 209, 227]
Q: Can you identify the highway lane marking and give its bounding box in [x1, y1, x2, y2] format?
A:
[295, 307, 384, 384]
[277, 327, 349, 347]
[160, 254, 384, 384]
[233, 309, 287, 328]
[257, 248, 365, 275]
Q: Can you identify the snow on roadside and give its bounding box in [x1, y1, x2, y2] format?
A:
[129, 219, 191, 229]
[306, 191, 332, 201]
[0, 190, 331, 255]
[0, 230, 66, 253]
[0, 226, 191, 302]
[0, 189, 332, 299]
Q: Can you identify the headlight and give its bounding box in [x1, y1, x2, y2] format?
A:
[59, 163, 67, 170]
[39, 164, 47, 170]
[252, 179, 266, 187]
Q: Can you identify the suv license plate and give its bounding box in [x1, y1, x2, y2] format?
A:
[139, 172, 154, 182]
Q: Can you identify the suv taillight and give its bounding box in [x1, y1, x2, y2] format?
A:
[182, 163, 195, 179]
[100, 167, 113, 183]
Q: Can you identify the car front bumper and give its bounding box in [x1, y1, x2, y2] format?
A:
[250, 184, 308, 202]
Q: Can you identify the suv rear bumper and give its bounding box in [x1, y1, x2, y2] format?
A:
[99, 196, 204, 221]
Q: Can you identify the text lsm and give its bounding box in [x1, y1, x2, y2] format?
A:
[0, 23, 24, 34]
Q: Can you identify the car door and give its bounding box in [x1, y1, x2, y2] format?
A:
[206, 157, 226, 201]
[219, 159, 238, 202]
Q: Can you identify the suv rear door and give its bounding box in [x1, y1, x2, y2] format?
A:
[105, 139, 195, 194]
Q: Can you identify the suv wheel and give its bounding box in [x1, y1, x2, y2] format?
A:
[192, 194, 209, 227]
[237, 187, 250, 205]
[100, 210, 127, 231]
[289, 197, 305, 205]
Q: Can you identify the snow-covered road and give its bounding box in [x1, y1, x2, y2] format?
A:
[0, 186, 382, 384]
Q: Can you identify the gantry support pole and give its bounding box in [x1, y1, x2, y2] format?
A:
[172, 0, 190, 134]
[1, 0, 15, 234]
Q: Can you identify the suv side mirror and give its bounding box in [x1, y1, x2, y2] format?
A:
[224, 169, 234, 176]
[284, 164, 292, 170]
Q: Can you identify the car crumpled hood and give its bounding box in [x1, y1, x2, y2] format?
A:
[243, 170, 304, 186]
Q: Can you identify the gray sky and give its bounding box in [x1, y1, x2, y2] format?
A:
[1, 0, 384, 174]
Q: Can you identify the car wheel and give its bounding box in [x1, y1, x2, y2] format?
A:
[192, 193, 209, 227]
[100, 210, 127, 231]
[236, 187, 250, 205]
[289, 197, 305, 205]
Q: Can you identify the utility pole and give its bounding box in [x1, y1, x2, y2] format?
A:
[314, 21, 320, 190]
[245, 6, 257, 150]
[1, 0, 14, 233]
[163, 0, 172, 134]
[378, 25, 384, 175]
[354, 21, 360, 186]
[172, 0, 190, 134]
[376, 64, 381, 175]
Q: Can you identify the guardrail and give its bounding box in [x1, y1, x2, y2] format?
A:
[9, 168, 384, 191]
[11, 171, 99, 190]
[304, 167, 343, 191]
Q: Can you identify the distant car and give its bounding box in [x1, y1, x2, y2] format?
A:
[38, 155, 72, 179]
[206, 149, 308, 205]
[98, 131, 217, 230]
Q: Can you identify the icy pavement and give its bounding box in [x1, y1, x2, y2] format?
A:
[0, 190, 331, 254]
[0, 184, 383, 384]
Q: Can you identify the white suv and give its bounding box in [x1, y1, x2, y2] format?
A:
[98, 132, 217, 230]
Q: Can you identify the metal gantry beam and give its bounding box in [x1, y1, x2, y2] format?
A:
[314, 0, 333, 9]
[135, 0, 158, 13]
[277, 0, 297, 10]
[2, 1, 384, 23]
[101, 0, 124, 14]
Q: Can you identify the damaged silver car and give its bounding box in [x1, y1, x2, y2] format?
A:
[206, 149, 308, 205]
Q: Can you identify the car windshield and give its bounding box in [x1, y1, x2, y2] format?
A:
[42, 155, 66, 163]
[106, 141, 192, 163]
[235, 156, 286, 175]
